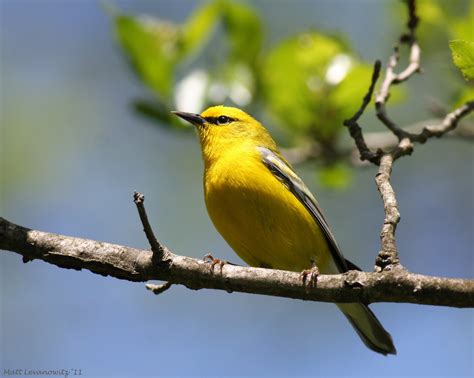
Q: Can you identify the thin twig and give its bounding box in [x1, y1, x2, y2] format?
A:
[283, 118, 473, 166]
[375, 0, 421, 141]
[133, 191, 171, 263]
[363, 118, 474, 149]
[410, 101, 474, 143]
[343, 60, 383, 164]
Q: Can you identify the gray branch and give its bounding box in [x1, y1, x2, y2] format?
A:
[1, 0, 472, 313]
[282, 119, 473, 166]
[1, 217, 473, 308]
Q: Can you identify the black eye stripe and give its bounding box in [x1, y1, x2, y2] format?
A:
[204, 117, 217, 124]
[204, 116, 234, 125]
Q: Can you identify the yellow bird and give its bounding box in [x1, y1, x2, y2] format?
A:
[173, 105, 396, 355]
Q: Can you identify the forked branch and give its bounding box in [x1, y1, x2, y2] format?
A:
[343, 0, 473, 273]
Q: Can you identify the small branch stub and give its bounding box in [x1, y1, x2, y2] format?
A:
[146, 282, 173, 295]
[133, 191, 172, 263]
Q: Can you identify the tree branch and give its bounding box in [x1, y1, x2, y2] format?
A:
[282, 118, 473, 166]
[1, 0, 472, 315]
[344, 0, 473, 274]
[356, 118, 474, 159]
[343, 60, 384, 165]
[1, 216, 472, 307]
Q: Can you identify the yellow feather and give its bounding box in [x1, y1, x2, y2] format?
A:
[204, 140, 332, 271]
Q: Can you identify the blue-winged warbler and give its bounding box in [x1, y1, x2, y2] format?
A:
[173, 106, 396, 356]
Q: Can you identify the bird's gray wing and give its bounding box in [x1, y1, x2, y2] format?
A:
[258, 146, 348, 273]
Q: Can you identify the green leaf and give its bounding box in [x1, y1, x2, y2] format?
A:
[453, 86, 474, 108]
[330, 64, 405, 121]
[262, 32, 347, 136]
[180, 2, 221, 57]
[318, 163, 351, 190]
[417, 0, 444, 25]
[410, 0, 468, 54]
[329, 64, 373, 116]
[261, 31, 380, 143]
[133, 99, 189, 130]
[221, 1, 262, 67]
[115, 15, 180, 98]
[450, 2, 474, 40]
[450, 40, 474, 80]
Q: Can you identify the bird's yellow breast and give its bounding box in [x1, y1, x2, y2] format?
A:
[204, 144, 332, 272]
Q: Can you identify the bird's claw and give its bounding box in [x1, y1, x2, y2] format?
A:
[203, 253, 227, 274]
[300, 265, 320, 291]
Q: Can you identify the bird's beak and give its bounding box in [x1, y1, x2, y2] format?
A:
[172, 111, 205, 127]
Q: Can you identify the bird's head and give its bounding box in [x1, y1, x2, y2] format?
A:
[172, 105, 277, 165]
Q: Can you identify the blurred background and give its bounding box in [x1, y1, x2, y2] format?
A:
[1, 0, 473, 376]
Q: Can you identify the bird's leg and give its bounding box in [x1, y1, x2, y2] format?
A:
[203, 253, 227, 274]
[300, 260, 320, 291]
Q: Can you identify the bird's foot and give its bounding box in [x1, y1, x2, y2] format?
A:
[203, 253, 227, 274]
[300, 263, 319, 292]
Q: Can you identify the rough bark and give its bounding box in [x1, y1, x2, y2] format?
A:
[1, 217, 472, 308]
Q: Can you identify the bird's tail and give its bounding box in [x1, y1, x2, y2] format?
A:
[337, 303, 396, 356]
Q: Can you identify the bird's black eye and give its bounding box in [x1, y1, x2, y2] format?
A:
[217, 115, 231, 125]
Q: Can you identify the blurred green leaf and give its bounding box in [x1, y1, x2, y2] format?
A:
[318, 163, 351, 189]
[114, 2, 263, 117]
[221, 1, 262, 67]
[191, 1, 261, 108]
[262, 32, 346, 136]
[450, 2, 474, 40]
[329, 65, 373, 116]
[133, 99, 190, 130]
[417, 0, 444, 24]
[261, 32, 382, 144]
[453, 86, 474, 108]
[180, 2, 221, 57]
[450, 40, 474, 80]
[413, 0, 472, 54]
[115, 15, 179, 98]
[330, 64, 405, 118]
[409, 0, 446, 52]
